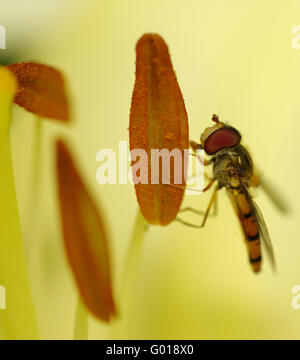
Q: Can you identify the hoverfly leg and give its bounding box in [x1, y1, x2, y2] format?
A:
[166, 183, 203, 192]
[212, 186, 218, 216]
[167, 176, 215, 194]
[179, 207, 205, 216]
[203, 177, 216, 192]
[189, 140, 203, 151]
[175, 217, 203, 228]
[176, 185, 219, 228]
[200, 185, 219, 227]
[189, 140, 213, 166]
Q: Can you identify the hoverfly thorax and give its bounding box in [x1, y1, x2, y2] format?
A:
[213, 146, 253, 189]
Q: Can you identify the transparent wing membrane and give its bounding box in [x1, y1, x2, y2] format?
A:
[251, 200, 276, 270]
[258, 173, 290, 214]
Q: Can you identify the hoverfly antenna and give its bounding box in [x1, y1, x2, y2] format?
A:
[212, 114, 220, 123]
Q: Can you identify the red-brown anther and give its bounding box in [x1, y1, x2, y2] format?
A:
[129, 34, 189, 225]
[7, 62, 69, 121]
[56, 140, 116, 322]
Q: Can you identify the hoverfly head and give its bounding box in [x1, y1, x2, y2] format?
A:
[200, 115, 241, 155]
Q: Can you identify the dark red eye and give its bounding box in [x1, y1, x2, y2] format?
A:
[204, 127, 241, 155]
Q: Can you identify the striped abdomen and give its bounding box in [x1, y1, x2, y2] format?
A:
[229, 190, 261, 272]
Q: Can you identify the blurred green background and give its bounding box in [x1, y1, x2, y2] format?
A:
[2, 0, 300, 339]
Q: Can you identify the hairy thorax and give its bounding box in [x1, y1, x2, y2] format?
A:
[213, 145, 253, 189]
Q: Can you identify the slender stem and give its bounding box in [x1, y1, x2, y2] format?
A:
[121, 209, 148, 302]
[32, 116, 42, 200]
[74, 297, 88, 340]
[24, 116, 43, 244]
[111, 209, 148, 338]
[0, 68, 39, 339]
[24, 115, 43, 241]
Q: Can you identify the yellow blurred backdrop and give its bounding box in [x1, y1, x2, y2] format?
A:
[2, 0, 300, 339]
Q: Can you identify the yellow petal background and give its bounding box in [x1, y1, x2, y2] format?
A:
[4, 0, 300, 339]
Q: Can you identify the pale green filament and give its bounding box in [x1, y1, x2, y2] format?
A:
[74, 296, 88, 340]
[111, 209, 148, 338]
[0, 68, 39, 339]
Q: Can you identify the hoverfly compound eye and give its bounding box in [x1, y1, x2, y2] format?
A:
[200, 122, 225, 147]
[203, 126, 241, 155]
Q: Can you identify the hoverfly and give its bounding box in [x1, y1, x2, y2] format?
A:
[177, 114, 275, 273]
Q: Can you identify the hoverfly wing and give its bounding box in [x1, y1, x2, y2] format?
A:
[251, 199, 276, 270]
[259, 174, 290, 214]
[242, 182, 276, 271]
